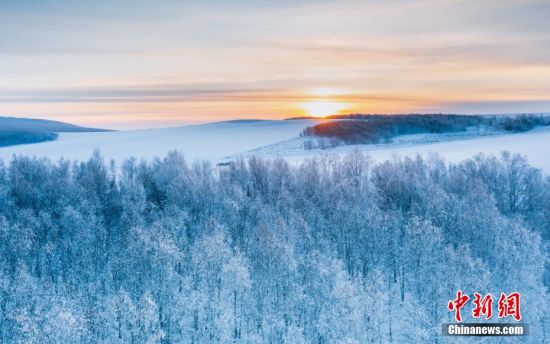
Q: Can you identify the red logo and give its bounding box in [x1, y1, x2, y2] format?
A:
[447, 290, 469, 322]
[498, 292, 522, 321]
[472, 293, 493, 319]
[448, 291, 522, 322]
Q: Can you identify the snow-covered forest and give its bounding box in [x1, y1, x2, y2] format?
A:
[300, 114, 550, 145]
[0, 150, 548, 343]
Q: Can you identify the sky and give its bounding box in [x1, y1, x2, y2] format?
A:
[1, 0, 549, 129]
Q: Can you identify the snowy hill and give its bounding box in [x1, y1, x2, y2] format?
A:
[0, 119, 319, 164]
[241, 126, 550, 171]
[0, 116, 108, 133]
[0, 116, 111, 147]
[0, 117, 549, 172]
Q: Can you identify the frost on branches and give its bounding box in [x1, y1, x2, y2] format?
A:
[0, 150, 548, 343]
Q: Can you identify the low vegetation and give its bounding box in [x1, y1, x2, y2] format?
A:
[0, 130, 58, 147]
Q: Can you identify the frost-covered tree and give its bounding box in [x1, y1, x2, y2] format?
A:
[0, 151, 547, 343]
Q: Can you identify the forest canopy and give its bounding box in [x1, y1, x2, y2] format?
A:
[0, 151, 548, 342]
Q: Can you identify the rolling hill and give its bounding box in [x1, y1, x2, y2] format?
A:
[0, 116, 549, 172]
[0, 119, 319, 163]
[0, 116, 110, 147]
[0, 116, 109, 133]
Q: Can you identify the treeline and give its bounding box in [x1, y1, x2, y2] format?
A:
[0, 130, 58, 147]
[0, 151, 548, 342]
[301, 114, 550, 145]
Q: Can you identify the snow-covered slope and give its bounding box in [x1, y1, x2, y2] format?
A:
[245, 126, 550, 171]
[363, 127, 550, 169]
[0, 118, 548, 172]
[0, 119, 318, 164]
[0, 116, 108, 132]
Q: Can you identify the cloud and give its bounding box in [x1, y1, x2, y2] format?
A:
[1, 0, 549, 127]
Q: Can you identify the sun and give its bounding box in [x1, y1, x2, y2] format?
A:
[301, 100, 348, 118]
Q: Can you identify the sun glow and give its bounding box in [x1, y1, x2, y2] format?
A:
[301, 100, 348, 118]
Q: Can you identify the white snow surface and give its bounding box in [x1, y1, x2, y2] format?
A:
[247, 126, 550, 171]
[0, 119, 549, 172]
[0, 119, 318, 164]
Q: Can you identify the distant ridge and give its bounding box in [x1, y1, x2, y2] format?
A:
[0, 116, 111, 133]
[286, 112, 550, 120]
[0, 116, 111, 147]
